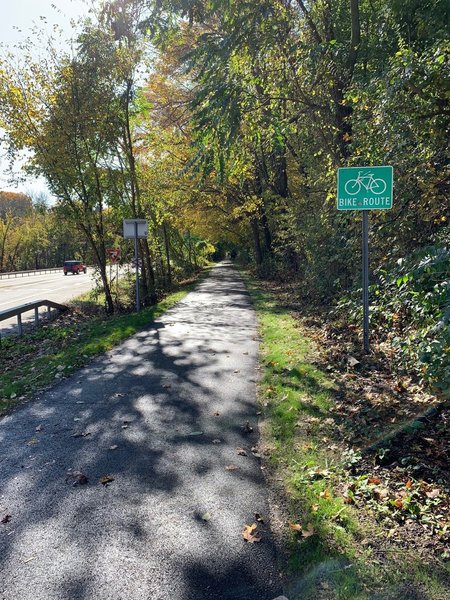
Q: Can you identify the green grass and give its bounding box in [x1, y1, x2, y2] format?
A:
[0, 272, 207, 413]
[244, 274, 450, 600]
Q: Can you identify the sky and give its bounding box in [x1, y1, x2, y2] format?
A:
[0, 0, 94, 199]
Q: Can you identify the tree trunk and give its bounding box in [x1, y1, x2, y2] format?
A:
[332, 0, 360, 161]
[141, 239, 157, 305]
[251, 219, 263, 266]
[162, 222, 172, 288]
[261, 208, 272, 255]
[98, 263, 114, 313]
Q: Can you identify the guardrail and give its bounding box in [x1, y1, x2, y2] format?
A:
[0, 267, 62, 280]
[0, 299, 68, 338]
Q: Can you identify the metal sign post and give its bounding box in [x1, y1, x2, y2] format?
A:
[362, 211, 369, 352]
[123, 219, 148, 313]
[134, 221, 140, 312]
[337, 166, 393, 353]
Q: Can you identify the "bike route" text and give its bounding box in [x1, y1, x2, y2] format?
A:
[338, 196, 392, 208]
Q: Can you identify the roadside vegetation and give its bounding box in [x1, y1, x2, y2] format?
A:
[0, 269, 208, 414]
[247, 275, 449, 599]
[0, 2, 448, 594]
[0, 0, 447, 386]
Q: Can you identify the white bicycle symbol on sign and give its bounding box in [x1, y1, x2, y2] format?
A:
[344, 171, 387, 195]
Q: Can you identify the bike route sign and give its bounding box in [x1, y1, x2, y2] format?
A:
[337, 166, 393, 210]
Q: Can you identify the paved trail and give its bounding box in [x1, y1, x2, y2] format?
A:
[0, 263, 281, 600]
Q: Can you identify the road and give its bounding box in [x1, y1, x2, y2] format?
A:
[0, 262, 282, 600]
[0, 270, 97, 335]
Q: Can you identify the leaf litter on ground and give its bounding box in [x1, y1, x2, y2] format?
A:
[259, 278, 450, 563]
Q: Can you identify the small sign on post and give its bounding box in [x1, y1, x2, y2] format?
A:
[337, 166, 393, 211]
[123, 219, 148, 239]
[123, 219, 148, 312]
[337, 166, 394, 353]
[107, 248, 121, 264]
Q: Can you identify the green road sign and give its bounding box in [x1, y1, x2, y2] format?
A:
[337, 166, 393, 210]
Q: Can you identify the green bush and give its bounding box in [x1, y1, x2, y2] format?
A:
[337, 239, 450, 393]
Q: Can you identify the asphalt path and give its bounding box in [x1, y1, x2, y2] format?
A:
[0, 262, 282, 600]
[0, 270, 97, 335]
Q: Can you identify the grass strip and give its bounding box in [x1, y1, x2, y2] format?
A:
[244, 273, 449, 600]
[0, 272, 206, 413]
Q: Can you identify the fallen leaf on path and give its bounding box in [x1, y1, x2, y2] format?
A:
[201, 512, 211, 522]
[405, 480, 412, 488]
[1, 514, 12, 524]
[312, 504, 320, 512]
[26, 438, 39, 446]
[213, 411, 220, 416]
[162, 384, 172, 389]
[255, 513, 264, 523]
[35, 424, 44, 432]
[347, 356, 360, 367]
[225, 464, 239, 471]
[387, 528, 397, 538]
[307, 467, 331, 479]
[426, 488, 440, 499]
[233, 369, 240, 373]
[242, 523, 261, 543]
[121, 425, 129, 429]
[236, 447, 247, 456]
[251, 447, 261, 458]
[212, 439, 222, 444]
[319, 489, 331, 499]
[302, 524, 315, 538]
[368, 477, 381, 485]
[109, 445, 118, 451]
[289, 522, 315, 538]
[72, 431, 91, 438]
[373, 488, 388, 501]
[100, 475, 115, 485]
[23, 556, 36, 563]
[65, 469, 88, 486]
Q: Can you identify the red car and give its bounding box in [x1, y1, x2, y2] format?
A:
[63, 260, 87, 275]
